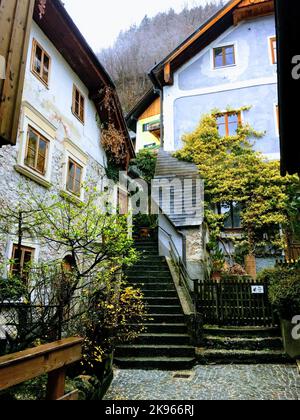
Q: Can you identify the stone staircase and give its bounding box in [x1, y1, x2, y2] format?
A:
[114, 237, 196, 370]
[197, 326, 291, 364]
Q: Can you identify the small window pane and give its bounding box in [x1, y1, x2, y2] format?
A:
[228, 114, 239, 135]
[214, 48, 223, 68]
[225, 46, 235, 65]
[43, 54, 50, 83]
[75, 166, 82, 183]
[25, 129, 38, 168]
[232, 202, 242, 228]
[34, 45, 42, 74]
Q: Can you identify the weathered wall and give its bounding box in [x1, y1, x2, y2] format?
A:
[0, 21, 108, 268]
[163, 15, 279, 158]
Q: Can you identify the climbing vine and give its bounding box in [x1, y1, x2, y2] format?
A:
[174, 112, 299, 257]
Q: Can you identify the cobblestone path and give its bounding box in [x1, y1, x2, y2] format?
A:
[105, 365, 300, 400]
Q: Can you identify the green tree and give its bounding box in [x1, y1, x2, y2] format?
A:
[0, 187, 144, 357]
[174, 113, 299, 258]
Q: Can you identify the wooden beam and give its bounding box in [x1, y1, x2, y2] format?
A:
[0, 0, 35, 146]
[0, 337, 83, 391]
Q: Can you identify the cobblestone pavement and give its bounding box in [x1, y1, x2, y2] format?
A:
[105, 365, 300, 400]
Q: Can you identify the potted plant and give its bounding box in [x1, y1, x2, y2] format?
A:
[208, 242, 226, 282]
[258, 265, 300, 358]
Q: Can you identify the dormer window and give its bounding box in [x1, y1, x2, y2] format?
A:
[213, 45, 235, 68]
[31, 39, 51, 86]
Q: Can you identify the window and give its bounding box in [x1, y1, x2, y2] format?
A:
[24, 126, 49, 175]
[31, 39, 51, 86]
[216, 112, 241, 136]
[11, 245, 35, 281]
[72, 85, 85, 123]
[276, 105, 279, 131]
[66, 158, 83, 196]
[213, 45, 235, 68]
[143, 121, 160, 132]
[218, 203, 242, 230]
[270, 37, 277, 64]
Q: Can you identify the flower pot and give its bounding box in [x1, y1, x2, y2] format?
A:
[211, 271, 222, 282]
[280, 319, 300, 359]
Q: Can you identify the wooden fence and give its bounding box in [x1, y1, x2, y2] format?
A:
[0, 337, 83, 400]
[195, 278, 275, 327]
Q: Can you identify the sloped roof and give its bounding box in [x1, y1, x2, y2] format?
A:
[33, 0, 135, 161]
[126, 88, 159, 132]
[153, 149, 203, 228]
[149, 0, 274, 88]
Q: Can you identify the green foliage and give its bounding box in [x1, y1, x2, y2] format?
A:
[0, 187, 144, 364]
[78, 278, 145, 371]
[0, 277, 27, 301]
[258, 266, 300, 319]
[174, 113, 299, 255]
[133, 213, 158, 229]
[129, 149, 158, 184]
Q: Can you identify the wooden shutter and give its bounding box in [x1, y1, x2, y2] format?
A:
[0, 0, 35, 147]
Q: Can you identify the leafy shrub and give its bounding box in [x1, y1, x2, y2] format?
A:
[258, 267, 300, 319]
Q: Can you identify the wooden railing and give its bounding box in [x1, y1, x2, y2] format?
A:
[0, 337, 83, 400]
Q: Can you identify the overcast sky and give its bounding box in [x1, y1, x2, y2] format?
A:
[63, 0, 213, 52]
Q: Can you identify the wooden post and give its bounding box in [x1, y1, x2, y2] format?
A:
[46, 367, 66, 400]
[245, 254, 257, 279]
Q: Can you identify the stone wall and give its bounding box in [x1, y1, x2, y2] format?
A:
[0, 138, 106, 269]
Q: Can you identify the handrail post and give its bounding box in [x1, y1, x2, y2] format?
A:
[46, 367, 66, 401]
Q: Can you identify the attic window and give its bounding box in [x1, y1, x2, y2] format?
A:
[72, 85, 85, 124]
[31, 39, 51, 86]
[213, 45, 235, 68]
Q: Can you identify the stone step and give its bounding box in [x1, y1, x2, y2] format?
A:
[114, 357, 196, 370]
[127, 270, 172, 280]
[143, 297, 180, 306]
[127, 266, 170, 274]
[203, 326, 281, 338]
[204, 335, 283, 351]
[144, 314, 186, 324]
[116, 345, 195, 358]
[146, 305, 183, 315]
[196, 349, 291, 365]
[137, 256, 166, 262]
[142, 290, 178, 298]
[142, 323, 188, 334]
[134, 283, 176, 291]
[135, 333, 191, 345]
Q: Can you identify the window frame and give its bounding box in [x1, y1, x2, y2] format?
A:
[31, 39, 51, 87]
[217, 202, 242, 231]
[24, 125, 49, 176]
[269, 36, 277, 65]
[11, 244, 35, 281]
[213, 44, 236, 69]
[66, 158, 83, 197]
[72, 85, 85, 124]
[216, 111, 242, 137]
